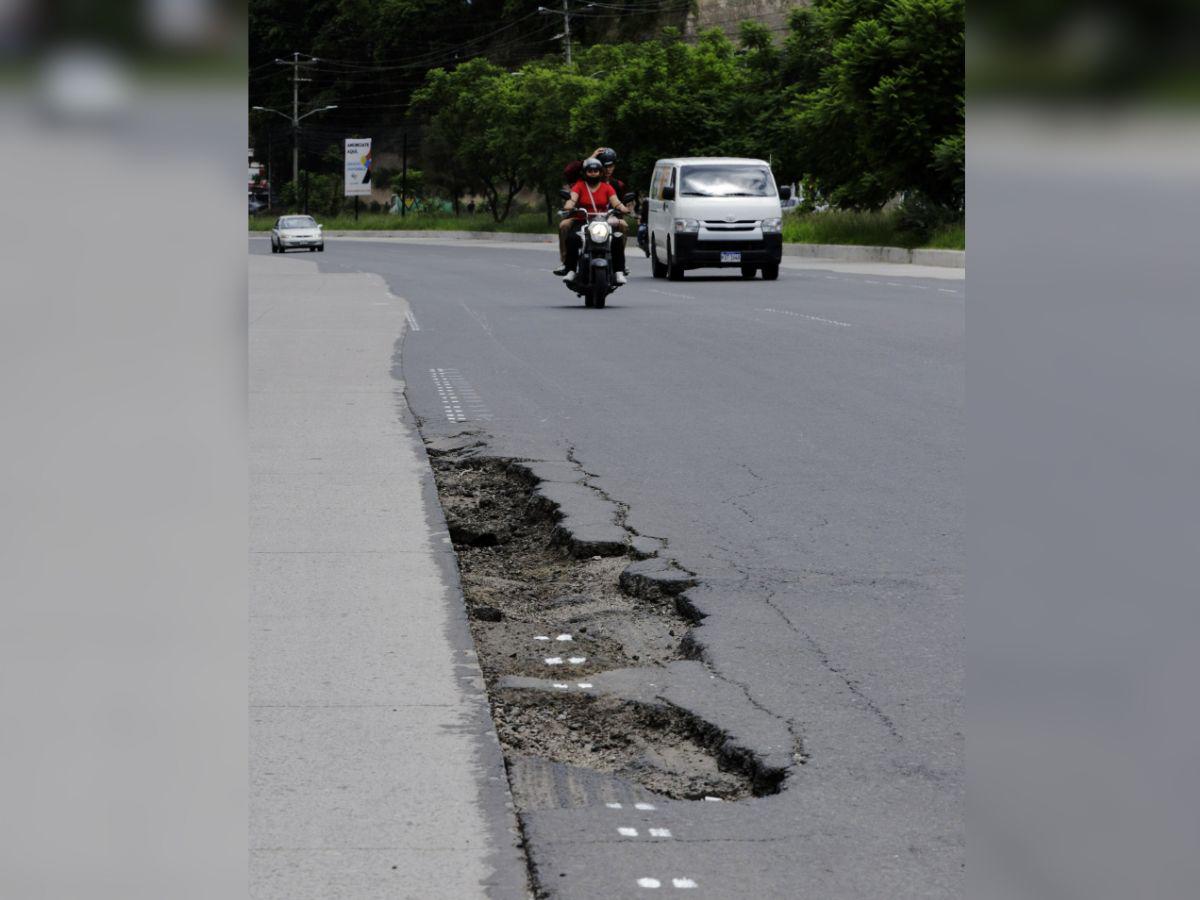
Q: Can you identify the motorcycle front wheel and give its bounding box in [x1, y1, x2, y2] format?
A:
[590, 267, 609, 309]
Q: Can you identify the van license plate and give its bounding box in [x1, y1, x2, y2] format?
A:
[720, 251, 741, 263]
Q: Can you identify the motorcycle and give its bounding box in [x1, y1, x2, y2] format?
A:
[636, 198, 650, 258]
[559, 189, 636, 309]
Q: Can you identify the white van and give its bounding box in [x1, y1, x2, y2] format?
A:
[646, 157, 790, 281]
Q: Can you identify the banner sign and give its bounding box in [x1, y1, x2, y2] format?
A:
[344, 138, 372, 196]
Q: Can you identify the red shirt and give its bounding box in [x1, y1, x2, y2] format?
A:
[571, 179, 615, 214]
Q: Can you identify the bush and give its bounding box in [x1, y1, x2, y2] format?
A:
[895, 191, 961, 245]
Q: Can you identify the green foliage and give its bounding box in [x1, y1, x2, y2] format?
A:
[782, 207, 964, 249]
[401, 4, 962, 221]
[785, 0, 964, 211]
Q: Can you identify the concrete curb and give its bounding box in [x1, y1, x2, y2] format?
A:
[784, 242, 965, 268]
[250, 229, 963, 266]
[327, 229, 556, 243]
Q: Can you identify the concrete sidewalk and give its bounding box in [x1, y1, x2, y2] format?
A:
[249, 255, 527, 899]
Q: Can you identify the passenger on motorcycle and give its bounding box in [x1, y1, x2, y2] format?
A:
[559, 157, 633, 284]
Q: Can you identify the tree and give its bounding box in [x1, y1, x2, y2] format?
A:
[780, 0, 965, 210]
[410, 59, 528, 221]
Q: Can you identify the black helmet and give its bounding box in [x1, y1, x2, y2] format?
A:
[596, 147, 617, 166]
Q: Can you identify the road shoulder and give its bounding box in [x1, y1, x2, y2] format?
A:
[249, 254, 527, 899]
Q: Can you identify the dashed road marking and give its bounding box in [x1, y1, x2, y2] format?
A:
[757, 307, 853, 328]
[534, 635, 551, 641]
[938, 288, 960, 294]
[544, 657, 563, 665]
[673, 878, 698, 889]
[618, 827, 639, 837]
[429, 367, 492, 423]
[638, 878, 661, 889]
[605, 802, 623, 809]
[649, 288, 696, 300]
[577, 682, 593, 689]
[568, 656, 587, 665]
[405, 310, 420, 331]
[649, 828, 672, 838]
[634, 802, 656, 811]
[555, 633, 573, 641]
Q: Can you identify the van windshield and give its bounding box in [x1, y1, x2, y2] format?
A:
[679, 165, 774, 197]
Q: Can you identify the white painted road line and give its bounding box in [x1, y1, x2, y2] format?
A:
[619, 827, 640, 837]
[634, 802, 656, 810]
[649, 288, 696, 300]
[673, 878, 698, 889]
[405, 310, 420, 331]
[638, 878, 661, 889]
[649, 828, 672, 838]
[757, 307, 853, 328]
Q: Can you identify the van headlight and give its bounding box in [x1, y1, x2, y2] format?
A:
[760, 217, 782, 233]
[587, 221, 612, 242]
[673, 218, 699, 234]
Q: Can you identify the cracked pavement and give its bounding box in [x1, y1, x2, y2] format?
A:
[250, 237, 963, 898]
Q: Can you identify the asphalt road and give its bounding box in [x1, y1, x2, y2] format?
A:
[250, 237, 964, 898]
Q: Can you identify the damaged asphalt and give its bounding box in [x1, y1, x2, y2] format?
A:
[252, 238, 964, 898]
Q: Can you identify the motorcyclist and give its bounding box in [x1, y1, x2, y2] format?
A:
[556, 146, 606, 273]
[560, 157, 633, 284]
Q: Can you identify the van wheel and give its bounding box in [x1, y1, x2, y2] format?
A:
[740, 264, 757, 279]
[762, 262, 780, 281]
[667, 240, 684, 281]
[650, 237, 667, 279]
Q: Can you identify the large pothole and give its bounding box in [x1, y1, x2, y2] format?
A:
[427, 450, 758, 802]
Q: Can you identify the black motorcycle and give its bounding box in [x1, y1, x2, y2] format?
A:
[559, 190, 636, 309]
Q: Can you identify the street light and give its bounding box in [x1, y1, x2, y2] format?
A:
[250, 103, 339, 185]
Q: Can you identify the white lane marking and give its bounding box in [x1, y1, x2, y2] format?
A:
[405, 310, 421, 331]
[648, 288, 696, 300]
[430, 367, 492, 423]
[577, 682, 593, 689]
[553, 683, 569, 689]
[938, 288, 959, 294]
[618, 827, 639, 837]
[534, 635, 551, 641]
[703, 796, 722, 802]
[637, 878, 661, 889]
[865, 279, 882, 284]
[555, 633, 573, 641]
[634, 802, 656, 811]
[886, 281, 903, 286]
[606, 802, 623, 809]
[673, 878, 698, 889]
[757, 307, 853, 328]
[568, 656, 587, 665]
[649, 828, 672, 838]
[544, 657, 563, 665]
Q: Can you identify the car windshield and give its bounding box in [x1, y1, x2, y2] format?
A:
[280, 217, 316, 228]
[679, 165, 774, 197]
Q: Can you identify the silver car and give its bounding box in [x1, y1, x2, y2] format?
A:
[270, 215, 324, 253]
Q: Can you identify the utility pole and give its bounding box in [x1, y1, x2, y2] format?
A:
[538, 1, 577, 65]
[251, 53, 337, 198]
[400, 131, 409, 219]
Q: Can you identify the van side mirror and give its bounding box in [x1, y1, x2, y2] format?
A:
[779, 185, 792, 200]
[662, 186, 675, 201]
[558, 188, 572, 200]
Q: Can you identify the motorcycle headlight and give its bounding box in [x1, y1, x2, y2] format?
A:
[673, 218, 699, 234]
[760, 218, 782, 233]
[588, 221, 612, 242]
